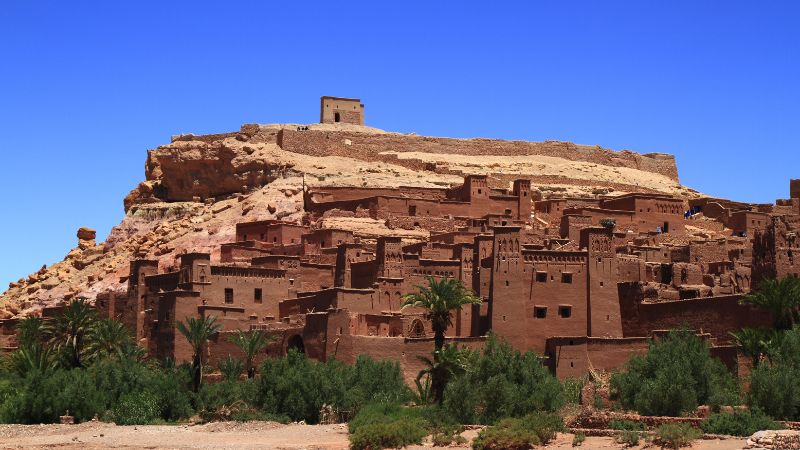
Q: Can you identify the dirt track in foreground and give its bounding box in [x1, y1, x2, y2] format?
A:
[0, 421, 749, 449]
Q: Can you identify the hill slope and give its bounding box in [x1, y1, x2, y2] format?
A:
[0, 123, 699, 318]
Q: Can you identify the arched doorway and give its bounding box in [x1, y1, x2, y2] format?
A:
[287, 334, 305, 354]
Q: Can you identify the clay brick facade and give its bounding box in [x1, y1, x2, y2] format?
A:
[87, 178, 800, 380]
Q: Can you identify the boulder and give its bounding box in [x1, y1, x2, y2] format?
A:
[77, 227, 96, 241]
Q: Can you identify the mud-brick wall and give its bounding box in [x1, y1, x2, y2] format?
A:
[277, 130, 680, 181]
[618, 290, 772, 344]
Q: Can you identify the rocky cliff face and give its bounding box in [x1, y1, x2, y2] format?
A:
[0, 122, 698, 318]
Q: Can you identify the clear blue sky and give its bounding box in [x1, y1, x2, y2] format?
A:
[1, 1, 798, 289]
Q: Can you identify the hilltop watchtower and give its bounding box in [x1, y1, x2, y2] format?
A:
[320, 96, 364, 125]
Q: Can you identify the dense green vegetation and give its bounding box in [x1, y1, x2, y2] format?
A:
[700, 410, 782, 436]
[443, 335, 564, 424]
[610, 327, 739, 416]
[3, 276, 799, 450]
[0, 299, 410, 426]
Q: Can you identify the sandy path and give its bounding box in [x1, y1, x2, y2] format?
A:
[0, 422, 749, 450]
[0, 421, 350, 450]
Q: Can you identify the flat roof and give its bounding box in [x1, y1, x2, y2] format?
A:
[321, 96, 361, 102]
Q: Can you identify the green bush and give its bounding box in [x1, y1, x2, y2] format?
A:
[0, 358, 194, 424]
[349, 419, 427, 450]
[615, 430, 642, 447]
[700, 410, 782, 436]
[610, 328, 739, 416]
[571, 431, 586, 447]
[748, 327, 800, 420]
[257, 350, 409, 424]
[347, 402, 425, 434]
[609, 419, 645, 431]
[348, 403, 428, 450]
[107, 392, 160, 425]
[218, 356, 244, 381]
[196, 380, 260, 421]
[471, 412, 564, 450]
[654, 423, 702, 449]
[443, 334, 564, 424]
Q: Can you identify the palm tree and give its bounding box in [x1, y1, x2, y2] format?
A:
[730, 327, 772, 367]
[416, 344, 468, 405]
[402, 276, 481, 351]
[85, 319, 134, 362]
[176, 315, 221, 392]
[15, 316, 43, 348]
[42, 298, 98, 368]
[9, 343, 57, 377]
[228, 329, 273, 379]
[742, 277, 800, 330]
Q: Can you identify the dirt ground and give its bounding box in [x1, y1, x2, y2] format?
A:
[0, 421, 750, 450]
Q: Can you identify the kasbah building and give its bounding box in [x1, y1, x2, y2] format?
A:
[4, 96, 799, 382]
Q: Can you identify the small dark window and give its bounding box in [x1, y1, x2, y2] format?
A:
[534, 307, 547, 319]
[243, 234, 248, 241]
[224, 288, 234, 304]
[505, 280, 509, 286]
[561, 273, 573, 284]
[559, 306, 572, 318]
[273, 237, 277, 243]
[536, 272, 547, 282]
[254, 288, 262, 304]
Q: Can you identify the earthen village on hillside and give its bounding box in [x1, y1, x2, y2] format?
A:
[2, 96, 798, 383]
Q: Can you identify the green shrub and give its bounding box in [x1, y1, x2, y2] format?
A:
[571, 431, 586, 447]
[347, 402, 425, 434]
[349, 418, 427, 450]
[0, 358, 194, 424]
[348, 403, 428, 450]
[611, 328, 739, 416]
[654, 423, 702, 449]
[700, 410, 782, 436]
[747, 327, 800, 420]
[615, 430, 642, 447]
[609, 419, 645, 431]
[107, 392, 160, 425]
[196, 380, 260, 421]
[444, 334, 564, 424]
[471, 412, 564, 450]
[257, 350, 409, 424]
[218, 356, 244, 381]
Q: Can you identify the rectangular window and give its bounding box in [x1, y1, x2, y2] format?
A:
[559, 306, 572, 318]
[224, 288, 234, 304]
[561, 273, 573, 284]
[534, 306, 547, 319]
[254, 288, 262, 304]
[536, 272, 547, 283]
